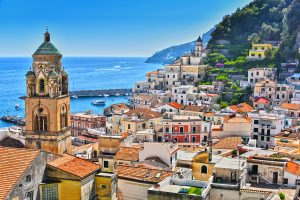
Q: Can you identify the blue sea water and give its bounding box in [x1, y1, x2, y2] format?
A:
[0, 57, 162, 127]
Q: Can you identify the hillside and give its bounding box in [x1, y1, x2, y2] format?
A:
[146, 27, 215, 64]
[206, 0, 294, 66]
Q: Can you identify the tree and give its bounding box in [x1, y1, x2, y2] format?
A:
[248, 33, 261, 44]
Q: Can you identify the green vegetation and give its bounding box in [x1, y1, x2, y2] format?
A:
[207, 0, 295, 66]
[216, 74, 228, 81]
[188, 187, 202, 195]
[279, 192, 285, 200]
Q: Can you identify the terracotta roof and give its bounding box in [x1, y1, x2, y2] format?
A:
[77, 135, 98, 143]
[206, 93, 218, 97]
[117, 165, 172, 183]
[254, 97, 270, 104]
[146, 71, 159, 75]
[281, 103, 300, 111]
[48, 154, 100, 179]
[286, 161, 300, 176]
[167, 102, 182, 109]
[0, 147, 40, 199]
[115, 147, 140, 161]
[125, 108, 162, 120]
[228, 103, 254, 113]
[204, 112, 215, 117]
[213, 137, 242, 149]
[224, 116, 252, 123]
[181, 105, 206, 112]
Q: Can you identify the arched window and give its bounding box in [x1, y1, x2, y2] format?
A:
[39, 79, 45, 93]
[60, 104, 68, 129]
[33, 106, 48, 131]
[201, 165, 207, 174]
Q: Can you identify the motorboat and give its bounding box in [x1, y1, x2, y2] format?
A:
[71, 95, 79, 99]
[91, 99, 106, 106]
[104, 94, 110, 97]
[15, 104, 21, 110]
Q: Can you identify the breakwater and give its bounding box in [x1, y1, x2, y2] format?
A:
[69, 88, 132, 97]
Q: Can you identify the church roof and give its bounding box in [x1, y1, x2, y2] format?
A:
[33, 42, 61, 55]
[26, 70, 35, 77]
[33, 31, 61, 56]
[197, 36, 202, 42]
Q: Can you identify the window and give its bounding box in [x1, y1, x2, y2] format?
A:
[26, 175, 31, 183]
[267, 137, 270, 141]
[253, 135, 258, 140]
[173, 75, 175, 78]
[170, 156, 173, 164]
[282, 87, 286, 91]
[192, 126, 196, 133]
[127, 124, 130, 130]
[261, 136, 264, 141]
[173, 138, 178, 143]
[192, 136, 196, 143]
[201, 165, 207, 174]
[283, 178, 288, 184]
[261, 129, 265, 135]
[26, 191, 34, 200]
[277, 87, 280, 91]
[42, 184, 58, 200]
[100, 185, 107, 190]
[253, 128, 258, 132]
[165, 127, 169, 133]
[39, 79, 45, 93]
[180, 127, 184, 133]
[104, 161, 109, 168]
[254, 120, 259, 124]
[267, 129, 270, 136]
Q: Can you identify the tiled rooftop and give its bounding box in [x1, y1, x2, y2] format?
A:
[115, 147, 140, 162]
[48, 154, 100, 179]
[117, 165, 172, 184]
[0, 147, 40, 199]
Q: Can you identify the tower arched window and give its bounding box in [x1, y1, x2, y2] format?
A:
[39, 79, 45, 93]
[60, 104, 68, 129]
[33, 106, 48, 131]
[201, 165, 207, 174]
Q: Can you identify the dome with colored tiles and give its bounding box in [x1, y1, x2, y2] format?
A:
[33, 31, 61, 55]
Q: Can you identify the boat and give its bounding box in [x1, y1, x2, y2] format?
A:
[104, 94, 109, 97]
[98, 94, 103, 97]
[91, 99, 106, 106]
[15, 104, 21, 110]
[71, 95, 78, 99]
[115, 93, 120, 96]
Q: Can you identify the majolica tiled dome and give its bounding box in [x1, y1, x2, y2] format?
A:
[61, 70, 68, 77]
[48, 71, 59, 78]
[33, 31, 61, 56]
[26, 70, 35, 77]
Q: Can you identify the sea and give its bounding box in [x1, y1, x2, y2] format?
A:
[0, 57, 162, 128]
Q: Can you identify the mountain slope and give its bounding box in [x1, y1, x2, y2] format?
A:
[207, 0, 293, 60]
[146, 27, 215, 64]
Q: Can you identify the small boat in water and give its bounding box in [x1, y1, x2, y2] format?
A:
[115, 93, 120, 96]
[91, 99, 106, 106]
[15, 104, 21, 110]
[71, 95, 79, 99]
[104, 94, 109, 97]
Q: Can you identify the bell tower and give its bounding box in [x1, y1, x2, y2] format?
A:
[194, 36, 202, 57]
[24, 31, 71, 155]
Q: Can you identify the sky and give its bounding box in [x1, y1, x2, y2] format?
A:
[0, 0, 252, 57]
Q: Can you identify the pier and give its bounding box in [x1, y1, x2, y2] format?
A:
[19, 88, 133, 99]
[69, 88, 132, 97]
